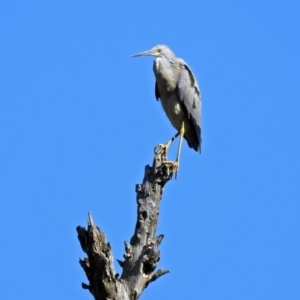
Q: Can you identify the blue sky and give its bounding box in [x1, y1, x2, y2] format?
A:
[1, 1, 300, 299]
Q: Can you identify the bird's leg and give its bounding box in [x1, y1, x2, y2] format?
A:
[172, 121, 185, 178]
[154, 131, 180, 159]
[155, 122, 185, 179]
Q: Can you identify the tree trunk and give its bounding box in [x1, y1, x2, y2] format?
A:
[77, 147, 175, 299]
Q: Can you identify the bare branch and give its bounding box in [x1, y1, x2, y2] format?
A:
[77, 148, 174, 299]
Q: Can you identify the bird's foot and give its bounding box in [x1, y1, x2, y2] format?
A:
[161, 160, 179, 179]
[154, 143, 180, 179]
[154, 143, 171, 159]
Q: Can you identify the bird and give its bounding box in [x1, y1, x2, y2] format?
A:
[132, 45, 202, 176]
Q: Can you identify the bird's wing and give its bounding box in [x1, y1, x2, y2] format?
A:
[155, 82, 160, 100]
[177, 58, 202, 144]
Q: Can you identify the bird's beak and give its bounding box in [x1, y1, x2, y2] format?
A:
[132, 49, 156, 57]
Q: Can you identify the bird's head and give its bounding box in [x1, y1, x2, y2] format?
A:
[132, 45, 176, 60]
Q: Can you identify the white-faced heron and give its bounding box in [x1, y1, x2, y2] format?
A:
[132, 45, 202, 176]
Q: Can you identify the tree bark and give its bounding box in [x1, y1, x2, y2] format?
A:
[77, 147, 174, 300]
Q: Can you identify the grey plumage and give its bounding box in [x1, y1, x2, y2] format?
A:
[132, 44, 202, 153]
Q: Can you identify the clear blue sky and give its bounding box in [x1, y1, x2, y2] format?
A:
[1, 1, 300, 299]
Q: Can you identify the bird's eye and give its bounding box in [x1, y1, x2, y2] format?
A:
[157, 48, 162, 53]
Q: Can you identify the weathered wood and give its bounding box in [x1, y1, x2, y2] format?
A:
[77, 148, 174, 299]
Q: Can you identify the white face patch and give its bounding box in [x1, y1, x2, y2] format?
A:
[155, 58, 161, 69]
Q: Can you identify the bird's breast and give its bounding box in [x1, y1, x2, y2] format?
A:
[159, 93, 185, 131]
[153, 59, 178, 92]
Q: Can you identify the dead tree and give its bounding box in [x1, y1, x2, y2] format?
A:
[76, 147, 176, 299]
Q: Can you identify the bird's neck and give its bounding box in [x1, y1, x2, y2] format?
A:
[153, 58, 174, 77]
[153, 58, 178, 93]
[154, 57, 162, 71]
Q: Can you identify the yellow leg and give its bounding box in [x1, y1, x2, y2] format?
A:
[154, 122, 185, 179]
[173, 122, 185, 178]
[154, 131, 180, 157]
[176, 122, 185, 162]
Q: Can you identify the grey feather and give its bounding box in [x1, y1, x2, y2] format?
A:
[177, 59, 202, 152]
